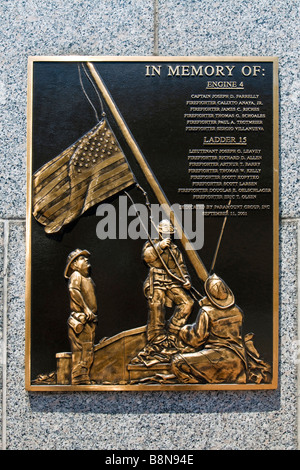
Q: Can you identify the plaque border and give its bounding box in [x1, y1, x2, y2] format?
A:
[25, 56, 279, 391]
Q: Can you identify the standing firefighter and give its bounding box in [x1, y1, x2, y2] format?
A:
[64, 249, 98, 385]
[142, 219, 194, 350]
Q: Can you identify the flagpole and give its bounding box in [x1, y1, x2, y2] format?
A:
[209, 199, 232, 275]
[86, 62, 208, 282]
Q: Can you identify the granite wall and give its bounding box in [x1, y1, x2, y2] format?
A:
[0, 0, 299, 450]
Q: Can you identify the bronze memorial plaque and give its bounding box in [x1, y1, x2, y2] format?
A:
[26, 56, 279, 391]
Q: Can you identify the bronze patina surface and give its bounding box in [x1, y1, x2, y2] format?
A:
[26, 56, 279, 391]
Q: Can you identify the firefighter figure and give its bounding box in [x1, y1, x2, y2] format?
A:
[64, 248, 98, 385]
[142, 219, 194, 351]
[171, 274, 272, 384]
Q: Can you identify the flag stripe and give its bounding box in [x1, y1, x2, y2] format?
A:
[33, 163, 69, 197]
[34, 181, 72, 220]
[46, 172, 134, 234]
[32, 119, 136, 233]
[69, 153, 127, 184]
[33, 148, 73, 187]
[90, 172, 134, 204]
[39, 162, 133, 224]
[49, 165, 132, 220]
[33, 170, 69, 209]
[83, 174, 135, 213]
[88, 166, 134, 199]
[34, 153, 125, 213]
[35, 155, 129, 217]
[41, 184, 84, 220]
[83, 168, 135, 210]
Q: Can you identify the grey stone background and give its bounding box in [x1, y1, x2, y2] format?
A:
[0, 0, 299, 450]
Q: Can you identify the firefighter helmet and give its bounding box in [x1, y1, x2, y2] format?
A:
[157, 219, 175, 235]
[204, 274, 235, 309]
[64, 248, 90, 279]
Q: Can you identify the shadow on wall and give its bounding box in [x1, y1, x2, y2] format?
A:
[28, 336, 283, 414]
[28, 387, 281, 415]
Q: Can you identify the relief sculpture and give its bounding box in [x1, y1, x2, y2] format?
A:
[29, 58, 277, 390]
[33, 235, 271, 387]
[65, 249, 98, 385]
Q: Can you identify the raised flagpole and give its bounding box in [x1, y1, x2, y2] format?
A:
[209, 199, 232, 275]
[86, 62, 208, 282]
